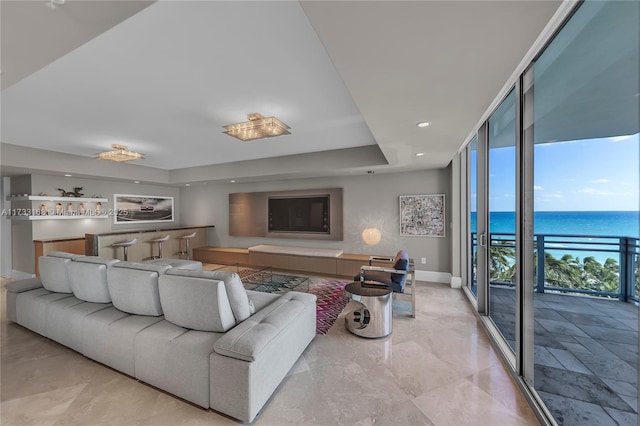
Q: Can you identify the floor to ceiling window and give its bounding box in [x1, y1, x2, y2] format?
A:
[530, 1, 639, 424]
[460, 1, 639, 425]
[469, 136, 478, 298]
[487, 89, 518, 352]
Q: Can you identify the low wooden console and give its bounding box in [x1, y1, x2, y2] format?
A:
[193, 247, 384, 278]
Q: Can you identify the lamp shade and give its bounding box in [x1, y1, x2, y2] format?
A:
[362, 227, 382, 245]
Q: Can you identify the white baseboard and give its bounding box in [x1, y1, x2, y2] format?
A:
[450, 276, 462, 289]
[415, 270, 451, 284]
[12, 270, 35, 280]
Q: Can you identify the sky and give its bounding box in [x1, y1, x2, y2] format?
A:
[471, 133, 639, 212]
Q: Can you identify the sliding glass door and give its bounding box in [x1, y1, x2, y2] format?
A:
[463, 1, 639, 424]
[486, 89, 518, 353]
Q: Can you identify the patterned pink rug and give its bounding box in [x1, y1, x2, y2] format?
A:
[308, 279, 350, 335]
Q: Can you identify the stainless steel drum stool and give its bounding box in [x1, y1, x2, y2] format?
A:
[110, 238, 137, 261]
[177, 232, 196, 260]
[344, 281, 392, 338]
[146, 235, 170, 260]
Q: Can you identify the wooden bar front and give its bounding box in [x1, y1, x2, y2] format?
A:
[86, 225, 213, 263]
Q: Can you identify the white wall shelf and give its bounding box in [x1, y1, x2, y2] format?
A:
[9, 214, 110, 221]
[6, 195, 109, 220]
[7, 195, 109, 203]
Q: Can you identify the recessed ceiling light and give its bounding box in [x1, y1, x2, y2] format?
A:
[416, 121, 430, 128]
[415, 152, 425, 157]
[230, 180, 236, 183]
[134, 181, 140, 184]
[185, 184, 191, 187]
[64, 174, 72, 177]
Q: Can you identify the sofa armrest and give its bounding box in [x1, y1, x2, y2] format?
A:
[213, 291, 316, 362]
[5, 277, 43, 293]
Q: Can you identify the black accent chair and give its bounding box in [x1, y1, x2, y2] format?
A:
[354, 250, 416, 318]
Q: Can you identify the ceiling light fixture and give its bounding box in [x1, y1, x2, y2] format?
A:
[415, 152, 425, 157]
[96, 144, 145, 162]
[416, 121, 430, 128]
[45, 0, 65, 9]
[223, 113, 290, 141]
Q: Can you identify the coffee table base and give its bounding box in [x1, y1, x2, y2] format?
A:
[344, 281, 392, 338]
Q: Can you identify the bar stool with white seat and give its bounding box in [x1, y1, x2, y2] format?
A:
[177, 232, 197, 260]
[146, 235, 170, 260]
[110, 238, 137, 261]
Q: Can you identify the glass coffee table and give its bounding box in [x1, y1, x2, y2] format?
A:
[209, 263, 309, 294]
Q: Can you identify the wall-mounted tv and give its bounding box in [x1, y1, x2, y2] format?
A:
[268, 196, 330, 234]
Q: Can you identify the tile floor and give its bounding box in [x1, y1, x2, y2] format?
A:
[1, 277, 539, 426]
[490, 287, 638, 426]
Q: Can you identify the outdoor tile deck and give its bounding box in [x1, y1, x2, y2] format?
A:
[490, 287, 638, 426]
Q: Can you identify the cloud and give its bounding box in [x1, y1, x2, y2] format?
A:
[579, 187, 615, 196]
[589, 179, 611, 184]
[534, 185, 544, 190]
[609, 134, 635, 142]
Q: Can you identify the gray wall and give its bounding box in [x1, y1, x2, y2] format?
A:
[180, 169, 452, 274]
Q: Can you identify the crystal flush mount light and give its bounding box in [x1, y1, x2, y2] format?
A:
[96, 144, 145, 162]
[223, 113, 291, 141]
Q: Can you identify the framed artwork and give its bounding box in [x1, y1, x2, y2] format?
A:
[399, 194, 445, 237]
[113, 194, 174, 224]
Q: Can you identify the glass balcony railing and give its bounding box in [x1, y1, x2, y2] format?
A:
[471, 232, 640, 302]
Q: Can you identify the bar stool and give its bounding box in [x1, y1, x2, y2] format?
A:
[177, 232, 197, 260]
[146, 235, 170, 260]
[110, 238, 137, 261]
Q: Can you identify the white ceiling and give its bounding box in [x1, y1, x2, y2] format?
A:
[0, 0, 562, 184]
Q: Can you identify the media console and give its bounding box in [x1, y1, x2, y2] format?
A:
[193, 245, 385, 278]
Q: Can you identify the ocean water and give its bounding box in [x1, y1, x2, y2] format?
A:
[470, 211, 639, 263]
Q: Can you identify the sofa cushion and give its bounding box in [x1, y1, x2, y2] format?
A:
[5, 277, 43, 293]
[107, 262, 170, 316]
[68, 256, 119, 303]
[135, 321, 221, 408]
[158, 273, 236, 332]
[213, 292, 315, 362]
[164, 269, 254, 322]
[47, 251, 80, 259]
[39, 256, 74, 293]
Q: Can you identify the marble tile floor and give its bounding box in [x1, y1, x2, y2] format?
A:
[490, 287, 638, 426]
[1, 277, 540, 426]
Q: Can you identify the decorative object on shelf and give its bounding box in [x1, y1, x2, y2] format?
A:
[57, 187, 84, 197]
[55, 203, 63, 215]
[39, 204, 48, 215]
[399, 194, 445, 237]
[223, 113, 291, 141]
[96, 144, 145, 162]
[79, 203, 85, 214]
[114, 194, 174, 224]
[95, 202, 102, 215]
[67, 203, 74, 213]
[38, 192, 48, 196]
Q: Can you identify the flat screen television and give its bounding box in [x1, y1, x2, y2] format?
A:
[268, 195, 330, 234]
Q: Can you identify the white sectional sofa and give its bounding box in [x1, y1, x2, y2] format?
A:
[5, 251, 317, 423]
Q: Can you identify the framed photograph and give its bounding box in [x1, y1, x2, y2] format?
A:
[399, 194, 445, 237]
[113, 194, 174, 224]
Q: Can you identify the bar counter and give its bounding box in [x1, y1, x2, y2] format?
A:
[85, 225, 213, 262]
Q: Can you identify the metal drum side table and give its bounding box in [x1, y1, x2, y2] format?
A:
[344, 281, 392, 338]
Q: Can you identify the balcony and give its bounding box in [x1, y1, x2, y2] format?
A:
[471, 233, 639, 425]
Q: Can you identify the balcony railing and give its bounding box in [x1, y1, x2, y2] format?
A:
[471, 232, 640, 303]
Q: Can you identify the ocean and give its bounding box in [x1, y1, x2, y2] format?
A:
[470, 211, 639, 263]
